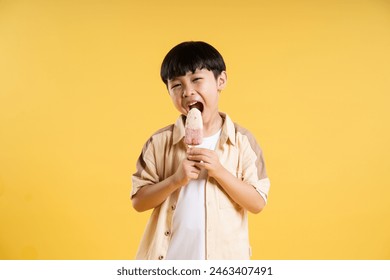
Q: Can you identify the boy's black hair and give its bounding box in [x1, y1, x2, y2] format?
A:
[160, 41, 226, 86]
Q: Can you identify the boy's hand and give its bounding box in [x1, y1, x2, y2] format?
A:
[187, 147, 224, 178]
[172, 158, 201, 186]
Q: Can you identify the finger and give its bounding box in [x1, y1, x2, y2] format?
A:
[186, 158, 203, 167]
[188, 154, 209, 163]
[186, 163, 201, 172]
[184, 158, 200, 166]
[190, 168, 200, 175]
[194, 161, 207, 169]
[191, 165, 202, 172]
[189, 171, 200, 179]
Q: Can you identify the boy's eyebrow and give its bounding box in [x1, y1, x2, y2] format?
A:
[168, 70, 202, 82]
[168, 78, 179, 83]
[168, 75, 185, 82]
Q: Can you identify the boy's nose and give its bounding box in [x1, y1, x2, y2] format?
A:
[182, 86, 195, 98]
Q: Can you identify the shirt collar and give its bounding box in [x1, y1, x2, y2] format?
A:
[172, 112, 236, 146]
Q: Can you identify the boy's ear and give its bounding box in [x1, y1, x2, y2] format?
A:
[217, 71, 227, 90]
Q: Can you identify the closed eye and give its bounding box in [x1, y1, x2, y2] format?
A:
[171, 84, 181, 89]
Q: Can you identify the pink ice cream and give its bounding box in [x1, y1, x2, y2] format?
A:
[184, 108, 203, 145]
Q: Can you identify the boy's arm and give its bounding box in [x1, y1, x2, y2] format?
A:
[132, 176, 180, 212]
[132, 159, 201, 212]
[212, 165, 266, 214]
[188, 148, 266, 214]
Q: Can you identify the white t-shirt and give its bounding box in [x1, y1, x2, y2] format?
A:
[166, 129, 221, 260]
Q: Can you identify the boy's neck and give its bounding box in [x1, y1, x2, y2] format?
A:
[203, 113, 223, 137]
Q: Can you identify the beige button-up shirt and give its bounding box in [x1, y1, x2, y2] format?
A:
[131, 112, 270, 260]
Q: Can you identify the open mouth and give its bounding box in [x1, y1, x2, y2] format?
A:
[188, 101, 204, 113]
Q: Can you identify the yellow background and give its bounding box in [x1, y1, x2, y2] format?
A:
[1, 0, 389, 259]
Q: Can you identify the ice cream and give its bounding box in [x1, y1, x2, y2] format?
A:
[184, 108, 203, 145]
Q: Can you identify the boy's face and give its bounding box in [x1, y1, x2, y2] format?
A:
[167, 68, 227, 125]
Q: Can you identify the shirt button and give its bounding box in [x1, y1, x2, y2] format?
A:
[164, 230, 171, 236]
[158, 255, 164, 260]
[171, 205, 176, 210]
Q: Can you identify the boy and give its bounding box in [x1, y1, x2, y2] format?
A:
[131, 41, 270, 260]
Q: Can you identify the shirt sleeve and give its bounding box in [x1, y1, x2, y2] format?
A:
[131, 137, 160, 197]
[240, 133, 271, 204]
